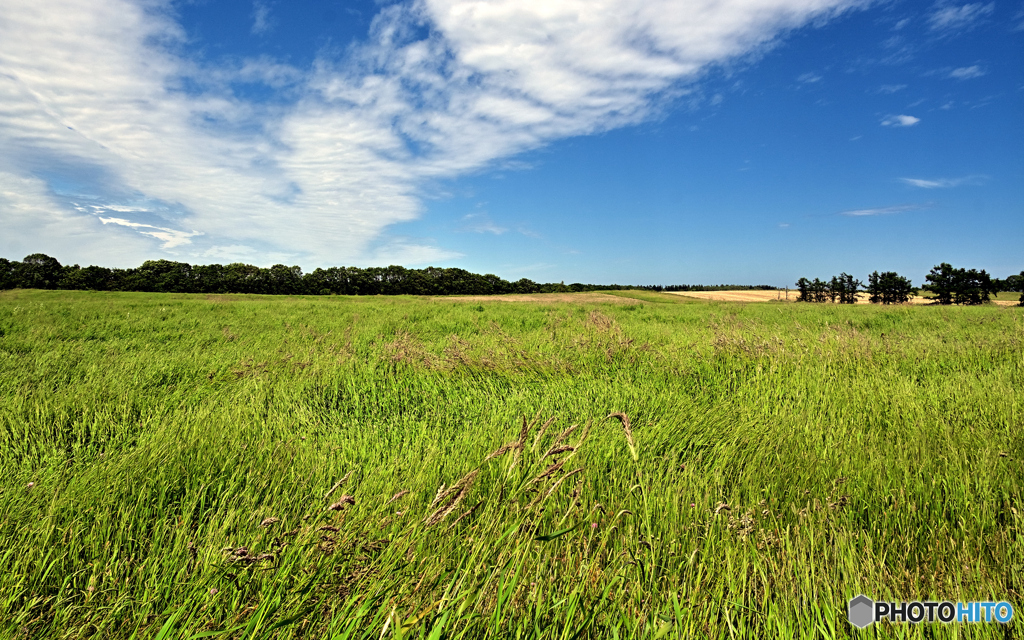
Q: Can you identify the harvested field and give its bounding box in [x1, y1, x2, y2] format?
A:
[666, 290, 798, 302]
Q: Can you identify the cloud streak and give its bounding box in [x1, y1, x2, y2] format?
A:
[948, 65, 985, 79]
[0, 0, 868, 266]
[928, 2, 994, 33]
[838, 204, 925, 216]
[900, 175, 985, 188]
[881, 114, 920, 126]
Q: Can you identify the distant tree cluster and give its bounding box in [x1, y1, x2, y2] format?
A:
[1003, 271, 1024, 306]
[865, 271, 916, 304]
[0, 253, 748, 297]
[795, 273, 862, 304]
[922, 263, 999, 306]
[795, 263, 1019, 305]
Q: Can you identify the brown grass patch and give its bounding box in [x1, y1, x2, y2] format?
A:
[438, 292, 644, 305]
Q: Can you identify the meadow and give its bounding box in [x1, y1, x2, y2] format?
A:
[0, 289, 1020, 639]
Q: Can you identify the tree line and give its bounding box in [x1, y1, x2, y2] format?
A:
[796, 264, 1024, 305]
[0, 253, 775, 297]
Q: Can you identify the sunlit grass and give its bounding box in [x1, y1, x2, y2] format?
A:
[0, 289, 1020, 638]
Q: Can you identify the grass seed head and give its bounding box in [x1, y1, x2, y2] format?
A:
[543, 445, 575, 459]
[425, 470, 479, 527]
[448, 501, 483, 529]
[483, 442, 515, 462]
[532, 416, 558, 453]
[324, 471, 354, 500]
[386, 489, 410, 505]
[607, 412, 637, 460]
[328, 495, 355, 511]
[260, 517, 281, 528]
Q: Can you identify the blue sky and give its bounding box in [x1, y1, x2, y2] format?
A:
[0, 0, 1020, 286]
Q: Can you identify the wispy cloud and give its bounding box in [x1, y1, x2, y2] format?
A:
[0, 0, 871, 267]
[928, 2, 994, 33]
[877, 84, 907, 94]
[900, 175, 986, 188]
[460, 213, 508, 235]
[838, 203, 925, 216]
[881, 114, 920, 126]
[948, 65, 986, 79]
[97, 217, 203, 248]
[251, 1, 274, 36]
[797, 72, 822, 83]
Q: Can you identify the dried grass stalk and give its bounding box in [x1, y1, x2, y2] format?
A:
[428, 484, 448, 511]
[386, 489, 410, 506]
[424, 470, 479, 527]
[484, 442, 516, 462]
[529, 467, 585, 509]
[607, 412, 637, 460]
[532, 416, 558, 453]
[324, 470, 354, 501]
[542, 445, 576, 459]
[328, 495, 355, 511]
[447, 501, 483, 529]
[533, 458, 566, 483]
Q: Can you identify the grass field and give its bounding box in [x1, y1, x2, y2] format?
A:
[0, 289, 1021, 639]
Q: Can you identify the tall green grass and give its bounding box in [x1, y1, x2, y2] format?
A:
[0, 290, 1020, 638]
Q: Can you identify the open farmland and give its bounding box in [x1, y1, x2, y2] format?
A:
[666, 290, 1023, 306]
[0, 290, 1021, 639]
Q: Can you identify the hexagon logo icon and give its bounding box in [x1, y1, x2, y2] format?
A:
[848, 595, 875, 629]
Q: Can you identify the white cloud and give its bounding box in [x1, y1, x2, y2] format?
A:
[881, 114, 920, 126]
[928, 2, 994, 32]
[948, 65, 985, 79]
[0, 0, 869, 267]
[838, 204, 924, 216]
[0, 170, 154, 265]
[460, 213, 508, 235]
[900, 175, 986, 188]
[797, 72, 822, 83]
[97, 216, 202, 248]
[877, 84, 906, 93]
[252, 1, 274, 36]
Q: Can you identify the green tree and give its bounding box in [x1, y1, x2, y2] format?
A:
[866, 271, 916, 304]
[923, 263, 957, 305]
[15, 253, 63, 289]
[268, 264, 304, 295]
[795, 278, 811, 302]
[952, 269, 993, 305]
[831, 273, 862, 304]
[0, 258, 14, 290]
[923, 263, 994, 305]
[131, 260, 194, 293]
[60, 265, 115, 291]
